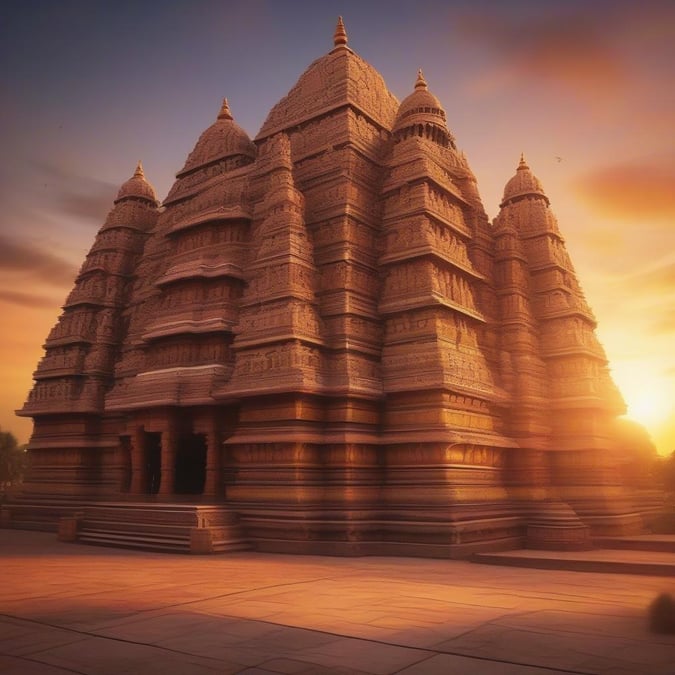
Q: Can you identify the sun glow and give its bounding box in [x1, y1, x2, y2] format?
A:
[626, 388, 672, 427]
[611, 361, 674, 439]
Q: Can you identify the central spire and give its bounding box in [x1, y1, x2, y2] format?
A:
[333, 16, 348, 47]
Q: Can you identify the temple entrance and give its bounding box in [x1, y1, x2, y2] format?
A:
[174, 433, 207, 495]
[119, 435, 132, 493]
[144, 431, 161, 495]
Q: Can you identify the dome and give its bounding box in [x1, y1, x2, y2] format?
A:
[501, 155, 549, 206]
[179, 99, 256, 176]
[115, 161, 158, 204]
[257, 18, 398, 139]
[393, 70, 448, 134]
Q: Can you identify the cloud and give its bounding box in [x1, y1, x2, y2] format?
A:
[58, 188, 117, 221]
[600, 257, 675, 305]
[634, 263, 675, 290]
[651, 310, 675, 335]
[0, 235, 77, 285]
[33, 162, 117, 222]
[572, 159, 675, 222]
[0, 289, 61, 309]
[456, 9, 625, 97]
[456, 2, 675, 103]
[575, 227, 626, 257]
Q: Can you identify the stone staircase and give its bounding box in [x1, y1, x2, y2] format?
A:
[1, 497, 85, 532]
[59, 503, 251, 554]
[472, 534, 675, 576]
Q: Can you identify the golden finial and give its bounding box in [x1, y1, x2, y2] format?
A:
[518, 153, 529, 170]
[218, 98, 233, 120]
[334, 16, 348, 47]
[134, 160, 144, 178]
[415, 68, 428, 90]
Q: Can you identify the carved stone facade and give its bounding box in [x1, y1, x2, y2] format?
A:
[17, 20, 652, 555]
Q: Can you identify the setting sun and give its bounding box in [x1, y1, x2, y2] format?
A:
[612, 361, 674, 453]
[627, 389, 671, 428]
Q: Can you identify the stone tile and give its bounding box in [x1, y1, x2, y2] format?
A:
[604, 637, 675, 674]
[0, 618, 87, 658]
[296, 636, 430, 674]
[491, 607, 651, 641]
[245, 661, 372, 675]
[396, 653, 560, 674]
[250, 657, 321, 674]
[0, 654, 85, 674]
[96, 611, 239, 643]
[34, 635, 236, 675]
[250, 626, 340, 652]
[152, 633, 261, 664]
[436, 622, 661, 673]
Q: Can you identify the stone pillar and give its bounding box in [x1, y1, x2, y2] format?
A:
[190, 526, 215, 554]
[58, 512, 84, 542]
[129, 426, 145, 495]
[159, 425, 176, 496]
[203, 420, 221, 499]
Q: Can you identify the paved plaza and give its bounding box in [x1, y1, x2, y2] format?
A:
[1, 530, 674, 674]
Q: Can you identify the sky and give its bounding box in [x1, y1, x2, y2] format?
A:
[1, 0, 674, 454]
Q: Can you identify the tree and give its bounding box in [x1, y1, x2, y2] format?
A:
[662, 451, 675, 494]
[0, 428, 27, 492]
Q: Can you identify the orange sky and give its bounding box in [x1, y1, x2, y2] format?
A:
[1, 1, 674, 454]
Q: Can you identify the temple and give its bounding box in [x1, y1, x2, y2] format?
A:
[10, 19, 660, 556]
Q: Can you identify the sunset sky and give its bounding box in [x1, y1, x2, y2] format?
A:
[2, 0, 674, 454]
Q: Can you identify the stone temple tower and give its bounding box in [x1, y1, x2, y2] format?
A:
[13, 19, 654, 556]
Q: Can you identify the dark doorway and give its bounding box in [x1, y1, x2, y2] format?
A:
[144, 431, 162, 495]
[174, 433, 207, 495]
[119, 435, 132, 493]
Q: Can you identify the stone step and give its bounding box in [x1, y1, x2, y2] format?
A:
[81, 519, 190, 538]
[78, 527, 252, 554]
[5, 518, 54, 532]
[79, 529, 189, 545]
[80, 518, 245, 539]
[82, 504, 240, 526]
[2, 502, 84, 531]
[65, 503, 252, 554]
[472, 545, 675, 577]
[208, 539, 252, 553]
[593, 535, 675, 553]
[79, 530, 191, 553]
